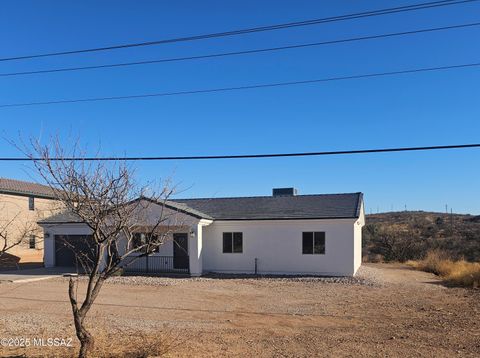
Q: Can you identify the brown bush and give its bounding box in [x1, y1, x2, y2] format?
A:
[363, 253, 384, 263]
[408, 250, 480, 288]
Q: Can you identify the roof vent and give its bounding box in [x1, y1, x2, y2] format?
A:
[272, 187, 297, 197]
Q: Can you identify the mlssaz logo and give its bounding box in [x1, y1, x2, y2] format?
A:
[33, 338, 73, 347]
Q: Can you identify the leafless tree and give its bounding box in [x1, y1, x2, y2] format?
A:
[0, 205, 39, 265]
[367, 225, 425, 262]
[24, 138, 178, 358]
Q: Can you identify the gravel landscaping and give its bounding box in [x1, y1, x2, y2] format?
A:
[52, 265, 384, 288]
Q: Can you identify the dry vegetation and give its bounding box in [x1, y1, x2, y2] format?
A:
[408, 250, 480, 288]
[363, 211, 480, 262]
[2, 328, 179, 358]
[363, 211, 480, 288]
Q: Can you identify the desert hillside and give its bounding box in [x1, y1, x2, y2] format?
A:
[363, 211, 480, 262]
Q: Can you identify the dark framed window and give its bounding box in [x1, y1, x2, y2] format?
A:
[29, 235, 36, 249]
[302, 232, 325, 255]
[131, 233, 160, 253]
[28, 196, 35, 211]
[223, 232, 243, 253]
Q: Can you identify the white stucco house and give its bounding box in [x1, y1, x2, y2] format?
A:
[39, 188, 365, 276]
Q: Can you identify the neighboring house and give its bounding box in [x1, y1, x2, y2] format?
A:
[0, 178, 58, 265]
[39, 188, 365, 276]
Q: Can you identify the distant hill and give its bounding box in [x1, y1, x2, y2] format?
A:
[363, 211, 480, 262]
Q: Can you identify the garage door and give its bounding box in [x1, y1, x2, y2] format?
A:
[54, 235, 95, 267]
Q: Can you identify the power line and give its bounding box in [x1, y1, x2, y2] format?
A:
[0, 0, 477, 62]
[2, 22, 479, 78]
[1, 144, 479, 161]
[1, 61, 479, 108]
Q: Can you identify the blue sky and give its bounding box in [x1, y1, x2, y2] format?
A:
[0, 0, 479, 214]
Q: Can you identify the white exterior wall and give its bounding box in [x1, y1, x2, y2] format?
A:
[189, 224, 202, 276]
[353, 202, 365, 275]
[202, 218, 358, 276]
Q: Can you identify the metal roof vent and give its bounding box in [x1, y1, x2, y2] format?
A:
[272, 187, 298, 197]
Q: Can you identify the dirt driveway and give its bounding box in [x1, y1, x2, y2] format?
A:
[0, 264, 478, 357]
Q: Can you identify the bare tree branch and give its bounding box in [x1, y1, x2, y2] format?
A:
[17, 136, 179, 358]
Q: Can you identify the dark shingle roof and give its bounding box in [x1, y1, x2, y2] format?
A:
[39, 192, 364, 224]
[38, 199, 214, 224]
[0, 177, 55, 199]
[173, 192, 363, 220]
[163, 200, 214, 220]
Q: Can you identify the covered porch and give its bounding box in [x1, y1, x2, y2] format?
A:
[121, 219, 212, 276]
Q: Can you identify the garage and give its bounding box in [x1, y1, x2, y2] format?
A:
[54, 235, 95, 267]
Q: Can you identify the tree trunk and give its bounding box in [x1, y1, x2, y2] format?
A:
[69, 278, 95, 358]
[76, 319, 94, 358]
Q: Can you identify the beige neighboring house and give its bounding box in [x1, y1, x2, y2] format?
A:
[0, 178, 58, 266]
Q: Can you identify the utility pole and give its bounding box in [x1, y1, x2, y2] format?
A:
[450, 208, 454, 236]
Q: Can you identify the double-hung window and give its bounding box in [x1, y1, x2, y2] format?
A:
[29, 235, 36, 249]
[302, 232, 325, 254]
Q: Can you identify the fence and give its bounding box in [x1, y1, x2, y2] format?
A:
[123, 255, 189, 274]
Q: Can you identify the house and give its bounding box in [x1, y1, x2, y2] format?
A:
[39, 188, 364, 276]
[0, 178, 58, 266]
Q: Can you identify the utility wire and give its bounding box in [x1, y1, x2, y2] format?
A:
[1, 144, 479, 161]
[1, 22, 479, 78]
[1, 61, 479, 108]
[0, 0, 477, 62]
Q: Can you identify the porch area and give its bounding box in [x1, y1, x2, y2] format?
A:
[123, 255, 189, 274]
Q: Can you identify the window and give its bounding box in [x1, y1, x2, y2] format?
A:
[28, 196, 35, 211]
[223, 232, 243, 253]
[29, 236, 36, 249]
[131, 233, 159, 252]
[302, 232, 325, 254]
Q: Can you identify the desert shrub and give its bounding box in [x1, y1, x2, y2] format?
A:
[409, 250, 453, 276]
[442, 260, 480, 288]
[90, 329, 179, 358]
[363, 253, 384, 263]
[409, 250, 480, 288]
[364, 212, 480, 262]
[365, 226, 425, 262]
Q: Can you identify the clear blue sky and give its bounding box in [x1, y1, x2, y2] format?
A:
[0, 1, 479, 214]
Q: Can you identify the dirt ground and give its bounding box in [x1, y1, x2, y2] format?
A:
[0, 263, 479, 357]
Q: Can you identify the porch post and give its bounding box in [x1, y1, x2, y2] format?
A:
[188, 223, 203, 276]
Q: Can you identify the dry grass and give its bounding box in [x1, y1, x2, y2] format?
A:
[2, 328, 180, 358]
[407, 250, 480, 288]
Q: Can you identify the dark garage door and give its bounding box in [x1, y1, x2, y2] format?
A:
[55, 235, 95, 267]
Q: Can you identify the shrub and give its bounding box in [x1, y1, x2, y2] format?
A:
[409, 250, 480, 288]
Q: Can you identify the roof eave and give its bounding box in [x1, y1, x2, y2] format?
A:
[0, 189, 56, 200]
[213, 216, 360, 221]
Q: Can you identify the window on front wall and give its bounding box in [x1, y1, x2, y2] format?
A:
[29, 196, 35, 211]
[29, 235, 36, 249]
[131, 233, 160, 253]
[302, 232, 325, 254]
[223, 232, 243, 253]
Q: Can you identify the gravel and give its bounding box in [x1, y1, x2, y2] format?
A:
[53, 266, 384, 287]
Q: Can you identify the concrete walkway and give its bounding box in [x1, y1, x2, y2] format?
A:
[0, 267, 77, 283]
